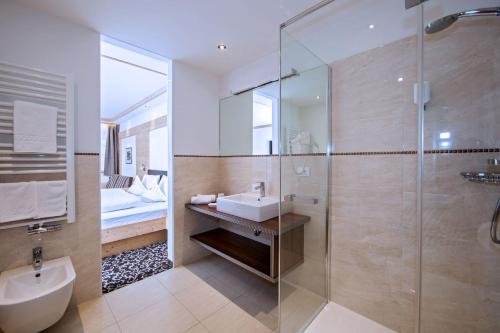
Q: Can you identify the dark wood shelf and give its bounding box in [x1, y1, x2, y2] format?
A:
[191, 228, 271, 277]
[185, 204, 309, 235]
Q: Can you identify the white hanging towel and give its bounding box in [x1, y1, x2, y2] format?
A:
[0, 182, 37, 223]
[13, 100, 57, 153]
[35, 180, 67, 219]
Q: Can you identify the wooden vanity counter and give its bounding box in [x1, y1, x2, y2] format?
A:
[187, 203, 309, 282]
[185, 204, 309, 235]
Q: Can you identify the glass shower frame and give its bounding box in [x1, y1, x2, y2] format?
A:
[278, 0, 500, 332]
[278, 8, 333, 333]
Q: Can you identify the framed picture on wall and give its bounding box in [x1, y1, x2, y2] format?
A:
[125, 147, 133, 164]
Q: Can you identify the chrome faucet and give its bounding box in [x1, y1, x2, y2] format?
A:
[33, 247, 43, 271]
[252, 182, 265, 198]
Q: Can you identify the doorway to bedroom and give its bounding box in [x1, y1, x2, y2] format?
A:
[99, 37, 171, 293]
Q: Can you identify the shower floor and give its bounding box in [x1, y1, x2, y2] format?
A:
[305, 302, 396, 333]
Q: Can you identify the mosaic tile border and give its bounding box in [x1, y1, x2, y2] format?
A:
[333, 148, 500, 156]
[332, 151, 416, 156]
[175, 148, 499, 158]
[75, 152, 100, 156]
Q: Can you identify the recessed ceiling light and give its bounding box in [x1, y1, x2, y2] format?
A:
[316, 95, 320, 100]
[369, 24, 375, 29]
[397, 77, 404, 82]
[217, 43, 227, 51]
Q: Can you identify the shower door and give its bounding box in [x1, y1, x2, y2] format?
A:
[279, 28, 331, 332]
[421, 0, 500, 332]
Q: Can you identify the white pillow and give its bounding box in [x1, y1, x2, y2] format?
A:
[142, 174, 160, 190]
[158, 176, 168, 197]
[128, 176, 146, 196]
[141, 182, 167, 202]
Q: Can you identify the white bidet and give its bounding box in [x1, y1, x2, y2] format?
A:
[0, 256, 75, 333]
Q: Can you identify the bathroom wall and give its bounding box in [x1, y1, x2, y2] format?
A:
[0, 1, 102, 304]
[170, 60, 221, 265]
[0, 156, 102, 305]
[0, 1, 100, 154]
[171, 61, 220, 157]
[329, 17, 500, 333]
[172, 155, 279, 263]
[120, 115, 167, 178]
[419, 18, 500, 333]
[219, 51, 278, 98]
[219, 156, 279, 197]
[172, 156, 220, 264]
[329, 35, 418, 333]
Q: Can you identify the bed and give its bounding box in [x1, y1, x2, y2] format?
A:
[102, 201, 167, 229]
[100, 170, 168, 256]
[101, 169, 168, 229]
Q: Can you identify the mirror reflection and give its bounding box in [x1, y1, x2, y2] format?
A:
[219, 82, 279, 156]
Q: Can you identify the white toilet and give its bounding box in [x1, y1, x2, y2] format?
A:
[0, 256, 75, 333]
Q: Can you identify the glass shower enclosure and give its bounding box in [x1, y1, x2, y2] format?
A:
[279, 29, 331, 333]
[278, 0, 500, 332]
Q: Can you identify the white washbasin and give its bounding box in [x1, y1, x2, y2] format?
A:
[0, 256, 75, 333]
[217, 193, 285, 222]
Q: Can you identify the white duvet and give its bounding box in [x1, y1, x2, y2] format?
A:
[101, 188, 142, 213]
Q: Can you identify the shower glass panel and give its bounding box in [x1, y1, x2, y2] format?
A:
[279, 28, 330, 333]
[421, 0, 500, 332]
[280, 1, 419, 332]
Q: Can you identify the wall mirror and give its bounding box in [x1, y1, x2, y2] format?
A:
[219, 81, 279, 156]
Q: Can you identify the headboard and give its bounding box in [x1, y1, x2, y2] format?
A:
[147, 169, 167, 177]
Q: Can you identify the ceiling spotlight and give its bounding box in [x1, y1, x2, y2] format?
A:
[316, 95, 320, 100]
[217, 43, 227, 51]
[397, 77, 404, 82]
[369, 24, 375, 29]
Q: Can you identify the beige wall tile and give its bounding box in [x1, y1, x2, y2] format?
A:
[0, 156, 102, 304]
[420, 154, 500, 333]
[331, 36, 418, 152]
[173, 157, 220, 265]
[423, 19, 500, 150]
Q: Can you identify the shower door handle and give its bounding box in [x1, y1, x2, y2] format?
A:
[491, 197, 500, 244]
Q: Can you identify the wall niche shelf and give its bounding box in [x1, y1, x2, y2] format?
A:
[187, 204, 310, 283]
[461, 172, 500, 185]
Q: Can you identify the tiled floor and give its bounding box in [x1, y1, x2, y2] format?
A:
[43, 254, 277, 333]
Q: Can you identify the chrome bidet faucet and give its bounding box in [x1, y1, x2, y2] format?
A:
[32, 247, 43, 271]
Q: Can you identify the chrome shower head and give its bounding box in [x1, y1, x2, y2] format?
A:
[425, 14, 459, 34]
[425, 7, 500, 34]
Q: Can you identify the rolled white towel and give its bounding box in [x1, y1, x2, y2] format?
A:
[191, 194, 216, 205]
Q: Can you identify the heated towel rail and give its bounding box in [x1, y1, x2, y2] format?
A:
[0, 62, 75, 229]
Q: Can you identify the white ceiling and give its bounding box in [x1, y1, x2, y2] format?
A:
[16, 0, 498, 80]
[100, 41, 167, 119]
[282, 0, 500, 71]
[15, 0, 319, 76]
